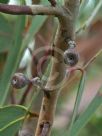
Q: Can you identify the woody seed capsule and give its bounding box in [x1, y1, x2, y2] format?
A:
[11, 73, 30, 89]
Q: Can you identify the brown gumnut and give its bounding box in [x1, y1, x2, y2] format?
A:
[64, 49, 79, 66]
[11, 73, 30, 89]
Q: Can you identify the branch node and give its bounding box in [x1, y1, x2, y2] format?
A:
[40, 122, 51, 136]
[65, 39, 76, 49]
[48, 0, 56, 7]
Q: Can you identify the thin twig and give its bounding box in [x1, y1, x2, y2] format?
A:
[68, 49, 102, 74]
[10, 89, 16, 104]
[19, 83, 32, 105]
[83, 49, 102, 69]
[0, 3, 61, 16]
[68, 69, 85, 135]
[28, 111, 39, 118]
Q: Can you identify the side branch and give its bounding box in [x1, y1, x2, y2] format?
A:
[0, 4, 61, 16]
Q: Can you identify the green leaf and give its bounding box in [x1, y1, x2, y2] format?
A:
[0, 0, 9, 3]
[70, 90, 102, 136]
[0, 105, 27, 136]
[0, 14, 13, 52]
[0, 16, 26, 105]
[0, 121, 22, 136]
[0, 15, 47, 106]
[68, 71, 86, 134]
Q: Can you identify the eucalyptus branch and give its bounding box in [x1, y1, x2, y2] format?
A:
[0, 3, 61, 16]
[35, 0, 80, 136]
[3, 0, 80, 136]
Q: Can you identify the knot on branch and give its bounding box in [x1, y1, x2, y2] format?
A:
[48, 0, 56, 7]
[65, 39, 76, 48]
[40, 122, 51, 136]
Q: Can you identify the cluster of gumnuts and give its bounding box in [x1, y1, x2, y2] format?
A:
[11, 39, 79, 89]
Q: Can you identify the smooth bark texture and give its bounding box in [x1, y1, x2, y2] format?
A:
[0, 4, 61, 16]
[35, 0, 80, 136]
